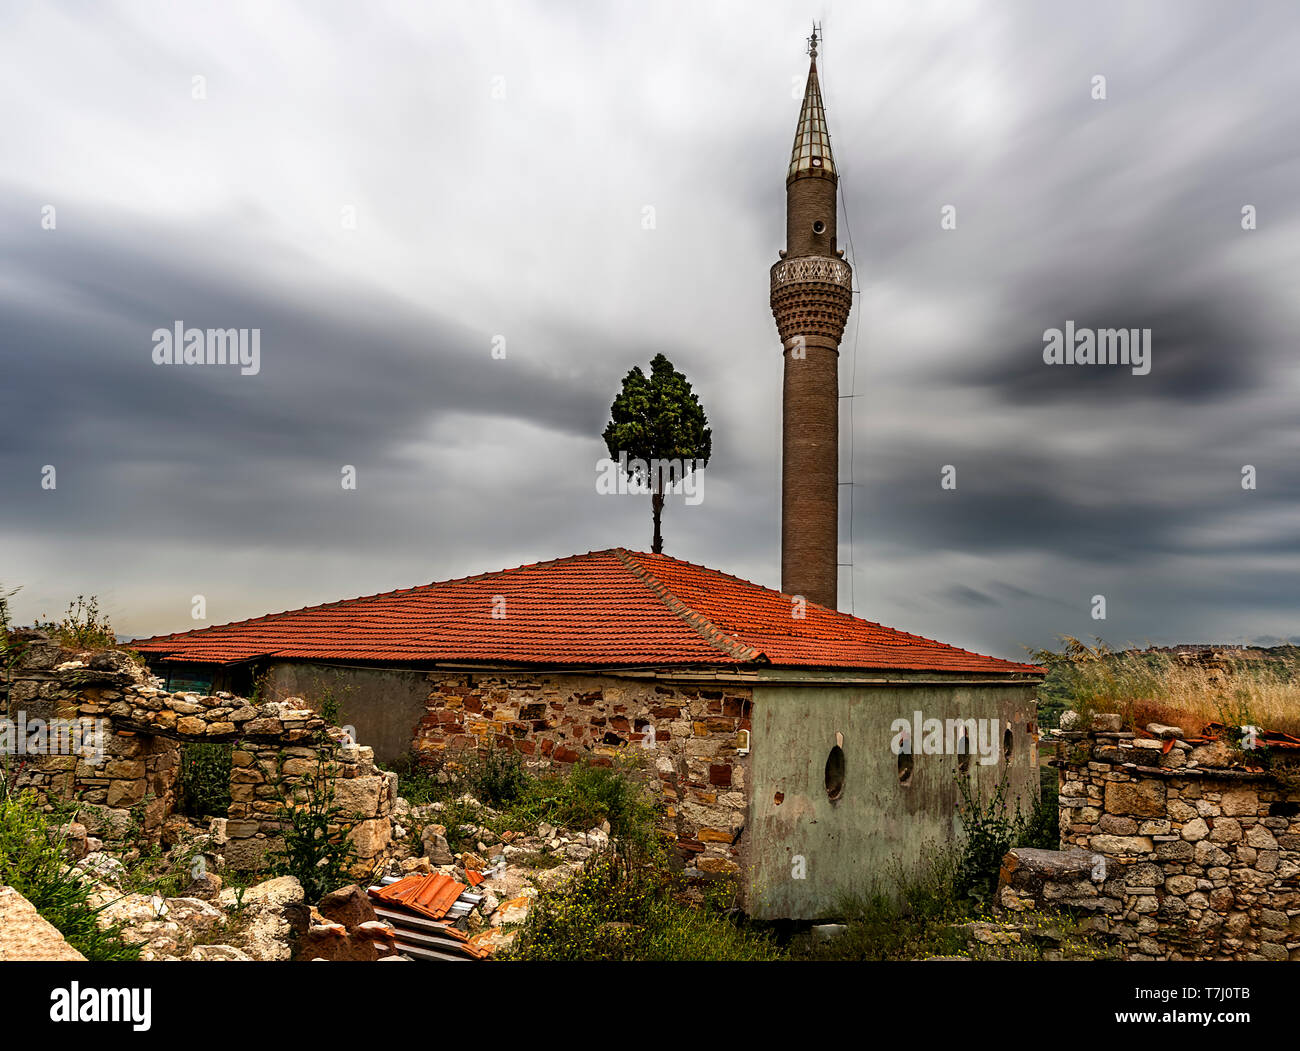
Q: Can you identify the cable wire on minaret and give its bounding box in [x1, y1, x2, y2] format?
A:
[818, 28, 865, 617]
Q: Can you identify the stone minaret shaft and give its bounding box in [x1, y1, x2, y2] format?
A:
[771, 37, 853, 610]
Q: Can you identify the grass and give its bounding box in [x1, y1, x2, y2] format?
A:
[791, 846, 966, 960]
[790, 845, 1115, 961]
[1035, 636, 1300, 736]
[118, 838, 192, 898]
[385, 744, 663, 856]
[499, 846, 784, 962]
[177, 742, 232, 819]
[0, 778, 141, 960]
[32, 594, 120, 652]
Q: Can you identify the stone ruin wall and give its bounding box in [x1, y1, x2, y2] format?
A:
[1000, 716, 1300, 961]
[415, 671, 751, 879]
[3, 631, 394, 875]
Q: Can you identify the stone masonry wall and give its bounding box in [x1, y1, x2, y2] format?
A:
[4, 631, 395, 875]
[1003, 715, 1300, 961]
[415, 672, 751, 878]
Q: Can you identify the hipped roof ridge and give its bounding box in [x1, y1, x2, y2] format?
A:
[611, 548, 765, 664]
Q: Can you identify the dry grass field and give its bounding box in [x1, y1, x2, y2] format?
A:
[1034, 637, 1300, 737]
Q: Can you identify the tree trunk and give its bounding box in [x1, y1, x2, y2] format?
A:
[651, 491, 664, 553]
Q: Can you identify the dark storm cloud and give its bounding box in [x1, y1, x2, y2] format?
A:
[1, 0, 1297, 652]
[0, 202, 606, 441]
[960, 291, 1271, 405]
[942, 585, 1000, 608]
[0, 200, 612, 545]
[850, 437, 1300, 567]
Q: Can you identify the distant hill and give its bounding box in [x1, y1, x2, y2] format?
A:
[1129, 643, 1299, 658]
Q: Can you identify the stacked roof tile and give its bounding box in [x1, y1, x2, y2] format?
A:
[371, 873, 467, 920]
[368, 875, 492, 960]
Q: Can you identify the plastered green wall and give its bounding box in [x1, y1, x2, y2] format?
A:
[742, 681, 1039, 920]
[265, 662, 428, 765]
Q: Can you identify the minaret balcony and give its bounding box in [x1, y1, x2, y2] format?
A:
[770, 256, 853, 294]
[770, 256, 854, 345]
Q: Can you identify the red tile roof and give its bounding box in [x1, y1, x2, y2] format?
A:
[129, 548, 1040, 675]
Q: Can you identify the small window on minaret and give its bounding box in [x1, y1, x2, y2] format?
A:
[812, 220, 826, 235]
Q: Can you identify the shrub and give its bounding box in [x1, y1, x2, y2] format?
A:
[317, 686, 345, 728]
[1020, 766, 1060, 850]
[502, 845, 782, 962]
[467, 740, 530, 807]
[177, 742, 232, 818]
[793, 847, 966, 961]
[386, 743, 533, 808]
[266, 744, 361, 901]
[383, 750, 448, 806]
[954, 770, 1057, 901]
[387, 746, 665, 856]
[304, 669, 353, 728]
[544, 758, 661, 852]
[437, 795, 487, 854]
[247, 669, 276, 704]
[34, 595, 118, 651]
[476, 755, 664, 855]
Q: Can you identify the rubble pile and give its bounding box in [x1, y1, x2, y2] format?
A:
[377, 793, 617, 957]
[52, 790, 612, 961]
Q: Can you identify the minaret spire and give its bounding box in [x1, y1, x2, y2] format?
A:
[771, 28, 853, 611]
[789, 27, 837, 184]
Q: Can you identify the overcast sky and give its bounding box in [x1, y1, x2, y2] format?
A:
[2, 0, 1298, 661]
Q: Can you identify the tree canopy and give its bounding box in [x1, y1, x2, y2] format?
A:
[602, 353, 712, 554]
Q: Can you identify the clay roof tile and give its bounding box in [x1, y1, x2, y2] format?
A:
[130, 548, 1040, 676]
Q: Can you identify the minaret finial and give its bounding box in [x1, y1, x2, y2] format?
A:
[787, 23, 836, 184]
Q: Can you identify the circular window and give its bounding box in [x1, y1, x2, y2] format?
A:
[1003, 727, 1014, 763]
[812, 220, 826, 235]
[824, 745, 846, 800]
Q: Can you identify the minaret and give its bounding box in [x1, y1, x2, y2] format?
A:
[771, 27, 853, 610]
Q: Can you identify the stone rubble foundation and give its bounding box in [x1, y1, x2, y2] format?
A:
[998, 714, 1300, 961]
[5, 632, 394, 875]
